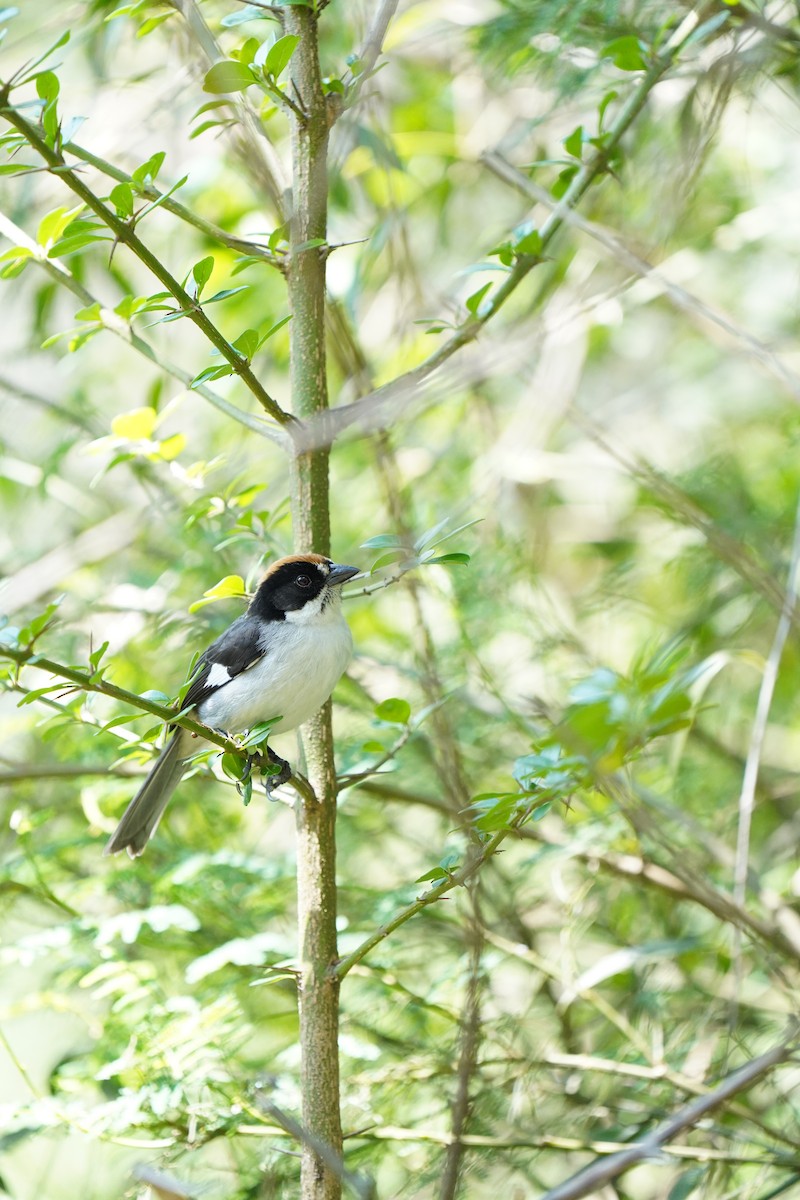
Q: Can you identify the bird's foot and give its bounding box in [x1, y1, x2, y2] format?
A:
[264, 747, 291, 798]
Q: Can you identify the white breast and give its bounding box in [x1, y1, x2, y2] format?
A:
[196, 604, 353, 735]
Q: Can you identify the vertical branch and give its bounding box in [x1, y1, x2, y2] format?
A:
[283, 8, 342, 1200]
[439, 884, 485, 1200]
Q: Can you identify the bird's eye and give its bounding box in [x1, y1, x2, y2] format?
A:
[296, 574, 312, 589]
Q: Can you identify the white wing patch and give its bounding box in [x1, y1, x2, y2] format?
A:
[207, 662, 233, 688]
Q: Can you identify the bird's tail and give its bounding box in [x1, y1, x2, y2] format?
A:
[104, 729, 187, 858]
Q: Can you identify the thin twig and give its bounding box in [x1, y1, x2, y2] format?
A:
[0, 209, 287, 443]
[539, 1029, 799, 1200]
[332, 828, 511, 980]
[0, 97, 293, 427]
[298, 41, 685, 451]
[482, 151, 800, 406]
[255, 1093, 376, 1200]
[64, 140, 284, 269]
[0, 642, 314, 804]
[356, 780, 800, 962]
[732, 489, 800, 996]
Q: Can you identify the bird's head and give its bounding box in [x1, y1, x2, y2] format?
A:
[251, 554, 360, 623]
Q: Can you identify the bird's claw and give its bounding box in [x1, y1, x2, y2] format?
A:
[264, 747, 291, 798]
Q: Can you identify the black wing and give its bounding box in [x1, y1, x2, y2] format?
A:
[181, 613, 265, 712]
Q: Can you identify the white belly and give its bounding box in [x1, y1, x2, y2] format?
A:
[196, 610, 353, 735]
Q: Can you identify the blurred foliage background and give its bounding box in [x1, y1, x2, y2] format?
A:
[2, 1, 800, 1198]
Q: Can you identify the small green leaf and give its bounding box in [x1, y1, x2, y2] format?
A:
[603, 35, 646, 70]
[137, 11, 173, 36]
[48, 233, 108, 258]
[425, 552, 470, 566]
[238, 36, 260, 65]
[205, 286, 249, 303]
[131, 150, 166, 188]
[258, 314, 291, 343]
[264, 33, 299, 78]
[191, 364, 234, 387]
[232, 328, 259, 359]
[361, 533, 406, 550]
[89, 640, 110, 670]
[552, 164, 579, 199]
[35, 70, 59, 102]
[192, 255, 214, 295]
[37, 205, 82, 247]
[241, 718, 282, 749]
[109, 182, 134, 218]
[203, 59, 257, 94]
[465, 282, 491, 316]
[416, 866, 449, 883]
[188, 574, 248, 612]
[563, 125, 583, 159]
[221, 5, 271, 26]
[221, 752, 246, 781]
[375, 698, 411, 725]
[514, 229, 542, 256]
[598, 89, 618, 131]
[362, 741, 385, 754]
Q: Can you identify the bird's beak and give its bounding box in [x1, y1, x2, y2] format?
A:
[327, 563, 360, 586]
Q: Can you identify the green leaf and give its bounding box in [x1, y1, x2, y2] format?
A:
[137, 11, 173, 37]
[192, 255, 214, 295]
[425, 552, 470, 566]
[416, 866, 449, 883]
[361, 533, 406, 550]
[264, 33, 299, 78]
[552, 164, 579, 199]
[203, 59, 257, 94]
[191, 364, 234, 387]
[131, 150, 166, 188]
[221, 752, 247, 781]
[241, 718, 282, 749]
[188, 574, 248, 612]
[37, 205, 82, 247]
[48, 233, 109, 258]
[258, 314, 291, 343]
[603, 36, 647, 71]
[221, 5, 272, 26]
[668, 1167, 706, 1200]
[598, 89, 618, 131]
[89, 640, 109, 671]
[109, 182, 134, 218]
[237, 36, 260, 65]
[563, 125, 583, 159]
[514, 229, 542, 256]
[465, 282, 491, 316]
[205, 286, 249, 303]
[232, 328, 259, 359]
[35, 70, 59, 102]
[375, 698, 411, 725]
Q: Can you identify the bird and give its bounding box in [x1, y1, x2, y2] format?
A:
[104, 553, 359, 858]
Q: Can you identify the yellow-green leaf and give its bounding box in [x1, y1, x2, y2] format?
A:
[188, 574, 248, 613]
[156, 433, 186, 461]
[37, 205, 82, 248]
[111, 406, 157, 440]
